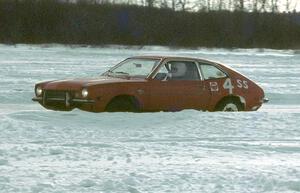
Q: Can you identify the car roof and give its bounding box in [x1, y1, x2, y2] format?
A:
[129, 55, 217, 64]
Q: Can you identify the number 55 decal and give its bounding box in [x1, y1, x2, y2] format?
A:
[223, 78, 234, 94]
[237, 79, 249, 89]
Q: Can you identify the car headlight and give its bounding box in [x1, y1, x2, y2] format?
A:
[81, 88, 88, 98]
[36, 86, 42, 96]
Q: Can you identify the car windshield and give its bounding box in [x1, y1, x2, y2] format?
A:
[106, 58, 160, 78]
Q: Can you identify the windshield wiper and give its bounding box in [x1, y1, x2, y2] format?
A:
[114, 71, 130, 75]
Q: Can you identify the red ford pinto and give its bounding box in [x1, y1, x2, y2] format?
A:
[32, 56, 268, 112]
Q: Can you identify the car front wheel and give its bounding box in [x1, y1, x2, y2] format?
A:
[215, 98, 243, 112]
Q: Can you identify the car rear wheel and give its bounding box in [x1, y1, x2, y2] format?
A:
[105, 96, 139, 112]
[215, 98, 243, 112]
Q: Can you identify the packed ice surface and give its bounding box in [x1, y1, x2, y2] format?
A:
[0, 44, 300, 193]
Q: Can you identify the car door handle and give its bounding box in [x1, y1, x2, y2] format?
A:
[136, 89, 145, 95]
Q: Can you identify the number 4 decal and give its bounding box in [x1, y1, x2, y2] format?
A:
[223, 78, 234, 94]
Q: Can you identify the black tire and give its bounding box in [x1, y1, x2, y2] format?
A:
[215, 98, 244, 112]
[105, 97, 139, 112]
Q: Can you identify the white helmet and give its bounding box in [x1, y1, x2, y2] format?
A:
[171, 62, 187, 77]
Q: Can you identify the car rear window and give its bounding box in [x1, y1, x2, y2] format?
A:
[200, 64, 227, 80]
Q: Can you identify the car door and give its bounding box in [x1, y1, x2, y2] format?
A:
[148, 59, 211, 111]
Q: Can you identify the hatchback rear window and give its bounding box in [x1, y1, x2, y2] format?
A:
[200, 64, 227, 80]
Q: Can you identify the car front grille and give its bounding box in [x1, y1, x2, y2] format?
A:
[43, 90, 71, 108]
[45, 90, 66, 100]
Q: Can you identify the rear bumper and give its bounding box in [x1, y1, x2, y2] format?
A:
[263, 98, 269, 103]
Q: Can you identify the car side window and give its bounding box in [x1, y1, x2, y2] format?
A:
[155, 61, 200, 80]
[200, 64, 227, 80]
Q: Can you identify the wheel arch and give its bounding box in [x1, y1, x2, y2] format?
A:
[105, 94, 141, 111]
[214, 95, 246, 111]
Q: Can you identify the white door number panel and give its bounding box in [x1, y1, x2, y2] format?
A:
[209, 82, 219, 92]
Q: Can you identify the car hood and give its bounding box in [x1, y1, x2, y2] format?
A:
[41, 76, 146, 90]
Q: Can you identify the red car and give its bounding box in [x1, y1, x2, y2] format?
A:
[32, 56, 268, 112]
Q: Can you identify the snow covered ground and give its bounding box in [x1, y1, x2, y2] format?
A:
[0, 44, 300, 193]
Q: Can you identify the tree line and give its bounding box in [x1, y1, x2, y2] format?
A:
[0, 0, 300, 49]
[76, 0, 299, 12]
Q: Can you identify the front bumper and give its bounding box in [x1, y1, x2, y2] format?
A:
[32, 97, 95, 104]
